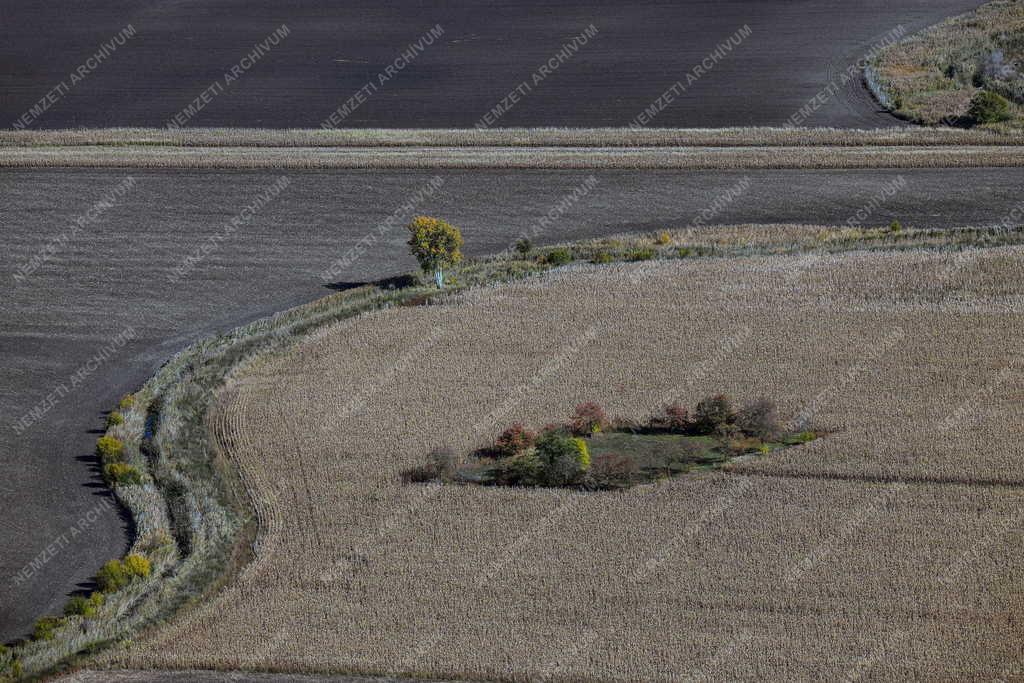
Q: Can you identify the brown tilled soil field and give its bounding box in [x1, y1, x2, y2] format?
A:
[103, 246, 1024, 681]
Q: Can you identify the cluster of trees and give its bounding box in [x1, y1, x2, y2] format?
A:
[406, 397, 817, 491]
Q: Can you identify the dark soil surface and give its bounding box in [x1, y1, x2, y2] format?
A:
[2, 165, 1021, 643]
[0, 1, 981, 129]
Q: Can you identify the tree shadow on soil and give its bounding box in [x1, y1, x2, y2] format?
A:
[324, 273, 418, 292]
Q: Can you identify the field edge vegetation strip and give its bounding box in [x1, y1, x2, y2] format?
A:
[6, 222, 1024, 681]
[4, 145, 1024, 170]
[866, 0, 1024, 130]
[1, 126, 1022, 148]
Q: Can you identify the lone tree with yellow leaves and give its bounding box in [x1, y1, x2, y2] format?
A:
[407, 216, 463, 288]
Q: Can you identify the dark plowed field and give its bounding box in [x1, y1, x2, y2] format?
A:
[0, 1, 981, 129]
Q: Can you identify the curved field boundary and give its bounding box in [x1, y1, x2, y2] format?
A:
[13, 223, 1024, 680]
[103, 232, 1024, 680]
[2, 127, 1021, 148]
[865, 0, 1024, 128]
[3, 145, 1024, 170]
[6, 286, 442, 680]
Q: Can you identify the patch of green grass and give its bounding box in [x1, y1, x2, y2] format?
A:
[587, 432, 725, 473]
[586, 431, 800, 480]
[783, 430, 818, 445]
[447, 428, 817, 491]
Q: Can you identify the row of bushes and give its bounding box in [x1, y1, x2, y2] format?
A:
[95, 398, 145, 486]
[406, 428, 595, 488]
[488, 396, 788, 443]
[8, 392, 154, 679]
[512, 235, 707, 271]
[30, 552, 151, 644]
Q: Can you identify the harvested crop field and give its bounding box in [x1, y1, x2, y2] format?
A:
[103, 246, 1024, 680]
[8, 167, 1024, 646]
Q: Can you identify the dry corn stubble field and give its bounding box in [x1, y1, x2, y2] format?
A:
[104, 247, 1024, 681]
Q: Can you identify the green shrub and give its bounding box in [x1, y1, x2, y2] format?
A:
[96, 559, 129, 592]
[677, 246, 693, 258]
[118, 393, 135, 410]
[967, 90, 1012, 124]
[123, 553, 152, 579]
[543, 247, 573, 266]
[506, 449, 543, 486]
[591, 250, 613, 264]
[514, 238, 532, 255]
[106, 411, 125, 428]
[95, 435, 124, 464]
[535, 430, 590, 486]
[788, 430, 817, 444]
[889, 220, 902, 233]
[103, 462, 143, 486]
[33, 616, 63, 641]
[693, 395, 735, 435]
[626, 248, 656, 261]
[64, 591, 104, 617]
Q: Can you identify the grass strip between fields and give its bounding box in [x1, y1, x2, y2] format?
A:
[2, 144, 1024, 170]
[1, 127, 1022, 148]
[8, 222, 1024, 681]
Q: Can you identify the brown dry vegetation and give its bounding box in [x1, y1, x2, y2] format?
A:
[2, 127, 1021, 148]
[868, 0, 1024, 129]
[4, 145, 1024, 170]
[100, 245, 1024, 681]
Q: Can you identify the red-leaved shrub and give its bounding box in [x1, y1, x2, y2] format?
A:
[663, 402, 690, 432]
[571, 402, 608, 435]
[494, 423, 536, 457]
